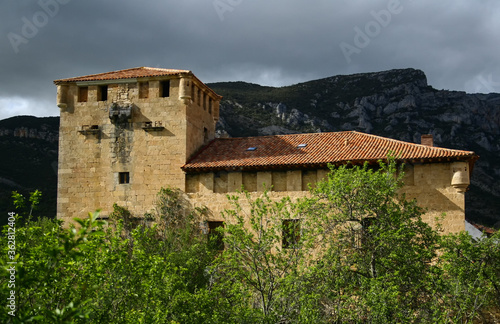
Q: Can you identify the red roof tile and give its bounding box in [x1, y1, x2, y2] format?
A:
[54, 67, 190, 84]
[182, 131, 478, 172]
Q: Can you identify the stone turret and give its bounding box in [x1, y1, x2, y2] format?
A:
[451, 161, 470, 193]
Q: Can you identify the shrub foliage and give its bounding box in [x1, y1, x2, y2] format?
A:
[1, 162, 499, 323]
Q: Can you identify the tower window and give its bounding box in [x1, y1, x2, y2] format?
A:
[118, 172, 130, 184]
[139, 82, 149, 99]
[78, 87, 88, 102]
[204, 127, 208, 144]
[160, 80, 170, 97]
[98, 85, 108, 101]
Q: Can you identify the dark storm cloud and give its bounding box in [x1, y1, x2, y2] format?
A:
[1, 0, 500, 120]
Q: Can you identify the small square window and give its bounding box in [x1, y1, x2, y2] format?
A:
[78, 87, 88, 102]
[282, 219, 301, 249]
[160, 80, 170, 98]
[118, 172, 130, 184]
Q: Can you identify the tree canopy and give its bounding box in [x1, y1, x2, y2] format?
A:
[1, 162, 499, 323]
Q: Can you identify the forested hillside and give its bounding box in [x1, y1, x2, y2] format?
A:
[0, 116, 58, 225]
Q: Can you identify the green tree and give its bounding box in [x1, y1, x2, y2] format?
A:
[3, 179, 498, 323]
[212, 160, 454, 322]
[304, 160, 446, 322]
[214, 191, 318, 323]
[439, 230, 500, 322]
[82, 187, 221, 323]
[1, 188, 226, 323]
[0, 211, 104, 323]
[11, 190, 42, 222]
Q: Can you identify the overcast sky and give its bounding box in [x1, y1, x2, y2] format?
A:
[1, 0, 500, 120]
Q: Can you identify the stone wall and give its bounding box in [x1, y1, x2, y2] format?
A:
[402, 162, 467, 233]
[186, 162, 468, 234]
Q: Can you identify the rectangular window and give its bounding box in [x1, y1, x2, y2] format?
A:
[160, 80, 170, 97]
[208, 221, 224, 250]
[98, 85, 108, 101]
[282, 219, 301, 249]
[118, 172, 130, 184]
[78, 87, 88, 102]
[139, 82, 149, 99]
[203, 127, 209, 143]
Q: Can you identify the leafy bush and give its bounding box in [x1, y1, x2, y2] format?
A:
[1, 177, 499, 323]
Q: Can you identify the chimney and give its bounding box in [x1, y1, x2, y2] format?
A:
[421, 134, 434, 147]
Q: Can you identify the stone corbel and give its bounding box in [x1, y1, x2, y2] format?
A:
[451, 162, 470, 193]
[57, 85, 69, 110]
[179, 76, 192, 104]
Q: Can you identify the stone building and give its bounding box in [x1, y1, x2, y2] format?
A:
[54, 67, 478, 234]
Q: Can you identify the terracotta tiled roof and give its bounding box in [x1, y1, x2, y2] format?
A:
[53, 67, 191, 84]
[182, 131, 478, 172]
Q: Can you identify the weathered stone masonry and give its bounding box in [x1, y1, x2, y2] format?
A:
[185, 162, 471, 234]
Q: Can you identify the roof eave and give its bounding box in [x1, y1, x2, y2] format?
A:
[181, 154, 479, 174]
[53, 67, 194, 85]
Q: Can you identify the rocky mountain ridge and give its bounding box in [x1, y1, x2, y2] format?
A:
[0, 116, 59, 142]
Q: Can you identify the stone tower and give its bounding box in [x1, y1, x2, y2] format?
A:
[54, 67, 222, 223]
